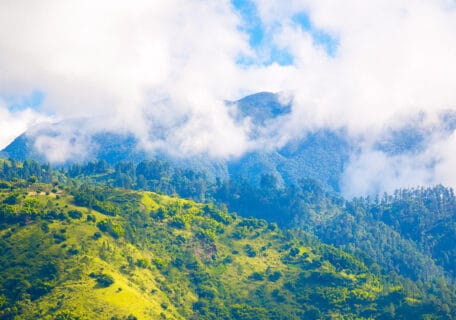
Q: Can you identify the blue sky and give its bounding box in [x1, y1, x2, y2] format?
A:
[6, 90, 44, 112]
[231, 0, 338, 66]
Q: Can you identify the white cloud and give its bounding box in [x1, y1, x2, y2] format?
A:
[0, 0, 262, 158]
[341, 126, 456, 198]
[251, 0, 456, 195]
[257, 0, 456, 133]
[1, 0, 456, 195]
[341, 149, 434, 198]
[0, 100, 53, 150]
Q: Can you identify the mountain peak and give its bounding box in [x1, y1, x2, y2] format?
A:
[229, 92, 292, 126]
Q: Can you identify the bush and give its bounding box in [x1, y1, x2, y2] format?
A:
[91, 273, 114, 288]
[268, 271, 282, 282]
[3, 194, 19, 205]
[54, 311, 82, 320]
[41, 223, 50, 233]
[68, 210, 83, 219]
[27, 280, 54, 300]
[53, 232, 67, 244]
[244, 244, 257, 257]
[152, 258, 167, 270]
[249, 272, 265, 281]
[136, 258, 150, 268]
[0, 180, 11, 189]
[168, 216, 186, 229]
[223, 255, 233, 264]
[230, 304, 268, 320]
[97, 220, 124, 239]
[68, 246, 79, 255]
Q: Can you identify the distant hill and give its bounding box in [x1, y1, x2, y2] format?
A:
[3, 92, 456, 193]
[228, 91, 292, 126]
[0, 93, 350, 192]
[228, 130, 349, 191]
[1, 122, 229, 183]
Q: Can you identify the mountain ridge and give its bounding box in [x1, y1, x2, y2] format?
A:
[3, 92, 456, 194]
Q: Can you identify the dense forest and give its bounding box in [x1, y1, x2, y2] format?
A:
[58, 159, 456, 282]
[0, 158, 455, 319]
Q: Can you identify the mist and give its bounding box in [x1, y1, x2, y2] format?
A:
[1, 0, 456, 197]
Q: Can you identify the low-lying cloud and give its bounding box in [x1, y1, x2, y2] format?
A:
[1, 0, 456, 196]
[0, 100, 53, 149]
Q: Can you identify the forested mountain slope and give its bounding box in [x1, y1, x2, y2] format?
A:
[0, 167, 455, 319]
[32, 157, 456, 285]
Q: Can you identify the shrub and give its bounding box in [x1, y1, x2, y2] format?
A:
[168, 216, 186, 229]
[136, 258, 150, 268]
[68, 210, 83, 219]
[3, 194, 19, 205]
[268, 271, 282, 282]
[97, 220, 124, 239]
[0, 180, 11, 189]
[54, 311, 82, 320]
[244, 244, 257, 257]
[92, 273, 114, 287]
[249, 272, 265, 281]
[41, 223, 50, 233]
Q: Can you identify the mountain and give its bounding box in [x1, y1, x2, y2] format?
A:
[228, 91, 292, 126]
[2, 175, 453, 319]
[0, 93, 349, 192]
[3, 93, 456, 193]
[228, 130, 349, 191]
[3, 158, 454, 286]
[1, 122, 229, 183]
[210, 175, 456, 283]
[27, 157, 454, 285]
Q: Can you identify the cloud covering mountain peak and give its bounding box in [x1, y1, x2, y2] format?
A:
[2, 0, 456, 196]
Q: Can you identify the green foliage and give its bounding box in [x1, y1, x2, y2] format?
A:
[93, 231, 102, 240]
[0, 165, 454, 319]
[168, 216, 186, 229]
[244, 244, 257, 257]
[230, 304, 268, 320]
[249, 272, 265, 281]
[90, 273, 115, 288]
[0, 180, 11, 189]
[0, 159, 53, 183]
[268, 271, 282, 282]
[135, 258, 150, 269]
[68, 210, 83, 219]
[54, 311, 82, 320]
[97, 220, 124, 239]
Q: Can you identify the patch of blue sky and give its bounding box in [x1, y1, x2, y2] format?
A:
[292, 12, 339, 56]
[232, 0, 293, 66]
[6, 90, 44, 112]
[236, 45, 294, 67]
[268, 47, 294, 66]
[232, 0, 338, 66]
[231, 0, 264, 47]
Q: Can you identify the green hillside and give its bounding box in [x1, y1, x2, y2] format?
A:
[0, 177, 452, 319]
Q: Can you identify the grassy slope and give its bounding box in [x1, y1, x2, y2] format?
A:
[0, 186, 176, 319]
[0, 181, 449, 319]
